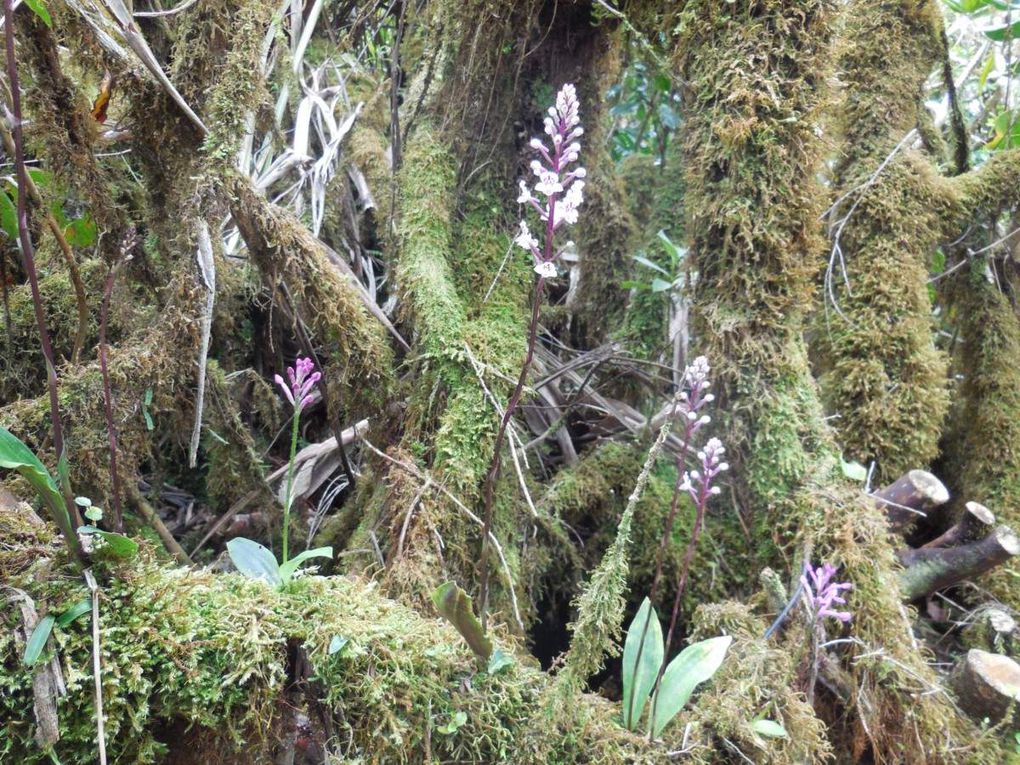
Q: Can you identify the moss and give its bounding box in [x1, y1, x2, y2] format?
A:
[0, 518, 657, 764]
[942, 264, 1020, 607]
[674, 602, 832, 764]
[570, 36, 639, 347]
[226, 175, 394, 417]
[0, 260, 105, 402]
[198, 0, 277, 161]
[0, 259, 203, 509]
[628, 0, 999, 760]
[814, 0, 951, 480]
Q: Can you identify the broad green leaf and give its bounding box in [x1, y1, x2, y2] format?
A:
[436, 710, 467, 735]
[22, 0, 51, 27]
[656, 230, 686, 265]
[984, 20, 1020, 41]
[650, 278, 674, 293]
[649, 635, 732, 737]
[621, 598, 664, 731]
[78, 526, 138, 560]
[0, 189, 17, 241]
[0, 427, 73, 543]
[56, 600, 91, 628]
[64, 217, 98, 248]
[226, 537, 282, 586]
[278, 546, 333, 582]
[23, 615, 55, 666]
[431, 581, 492, 662]
[752, 719, 788, 738]
[487, 648, 514, 675]
[839, 456, 868, 482]
[327, 635, 348, 655]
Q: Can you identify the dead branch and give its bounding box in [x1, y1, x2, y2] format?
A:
[897, 525, 1020, 599]
[871, 469, 949, 532]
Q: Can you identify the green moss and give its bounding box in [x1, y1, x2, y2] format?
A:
[675, 602, 832, 764]
[814, 1, 951, 480]
[0, 519, 656, 764]
[199, 0, 277, 161]
[645, 1, 996, 759]
[942, 263, 1020, 607]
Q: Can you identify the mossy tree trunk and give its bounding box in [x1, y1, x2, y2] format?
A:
[2, 0, 1020, 763]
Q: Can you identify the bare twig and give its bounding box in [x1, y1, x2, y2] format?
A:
[360, 437, 525, 633]
[3, 0, 84, 561]
[188, 222, 215, 468]
[84, 569, 107, 765]
[99, 236, 132, 533]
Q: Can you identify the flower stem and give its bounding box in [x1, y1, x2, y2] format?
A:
[282, 410, 301, 564]
[478, 276, 546, 631]
[3, 0, 84, 562]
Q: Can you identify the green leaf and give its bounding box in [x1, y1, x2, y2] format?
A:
[64, 216, 97, 248]
[0, 427, 74, 545]
[22, 0, 52, 28]
[621, 597, 664, 731]
[142, 388, 154, 430]
[83, 506, 103, 522]
[278, 546, 333, 583]
[431, 581, 492, 662]
[56, 600, 91, 628]
[840, 456, 868, 482]
[487, 648, 514, 675]
[23, 615, 55, 666]
[656, 230, 686, 265]
[436, 711, 467, 735]
[226, 537, 281, 586]
[984, 20, 1020, 41]
[79, 526, 138, 560]
[327, 635, 348, 655]
[978, 51, 995, 91]
[650, 277, 674, 293]
[751, 719, 788, 738]
[74, 496, 92, 508]
[649, 635, 732, 737]
[0, 189, 17, 242]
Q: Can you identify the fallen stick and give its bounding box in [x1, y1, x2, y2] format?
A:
[920, 501, 995, 549]
[897, 525, 1020, 599]
[870, 469, 949, 532]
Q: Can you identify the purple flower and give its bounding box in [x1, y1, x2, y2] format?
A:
[801, 562, 852, 624]
[514, 83, 586, 275]
[679, 436, 729, 502]
[274, 356, 321, 413]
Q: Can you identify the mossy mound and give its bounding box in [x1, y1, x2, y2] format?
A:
[1, 516, 653, 765]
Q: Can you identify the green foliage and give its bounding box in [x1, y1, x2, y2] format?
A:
[621, 597, 662, 730]
[23, 0, 51, 27]
[0, 427, 77, 559]
[22, 614, 55, 667]
[648, 635, 731, 738]
[226, 537, 333, 588]
[620, 598, 730, 737]
[432, 580, 493, 662]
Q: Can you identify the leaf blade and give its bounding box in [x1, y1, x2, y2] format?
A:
[621, 597, 664, 730]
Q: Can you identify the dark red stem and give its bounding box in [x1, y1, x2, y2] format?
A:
[647, 474, 711, 739]
[100, 263, 124, 532]
[477, 275, 545, 630]
[3, 1, 84, 550]
[3, 1, 64, 458]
